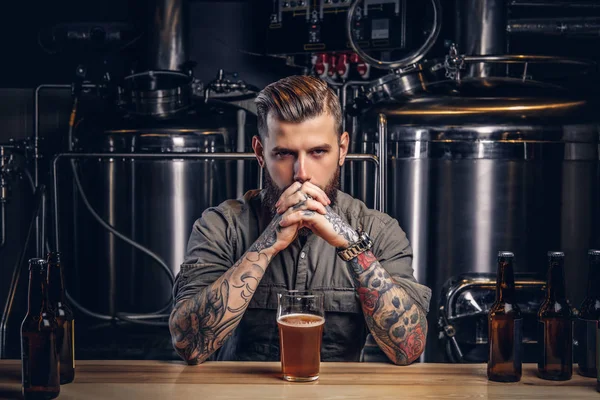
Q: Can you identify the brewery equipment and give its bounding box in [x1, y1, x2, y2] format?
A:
[345, 0, 600, 361]
[64, 90, 259, 317]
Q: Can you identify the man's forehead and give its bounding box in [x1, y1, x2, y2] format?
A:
[265, 112, 337, 141]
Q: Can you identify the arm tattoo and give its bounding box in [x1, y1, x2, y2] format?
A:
[169, 230, 276, 364]
[323, 206, 359, 245]
[248, 214, 282, 256]
[348, 251, 427, 365]
[169, 278, 237, 364]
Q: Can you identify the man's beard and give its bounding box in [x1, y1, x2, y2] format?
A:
[262, 166, 340, 237]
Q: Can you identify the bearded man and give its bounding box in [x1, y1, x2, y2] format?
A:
[168, 75, 431, 365]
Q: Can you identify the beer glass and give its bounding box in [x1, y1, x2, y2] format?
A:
[277, 290, 325, 382]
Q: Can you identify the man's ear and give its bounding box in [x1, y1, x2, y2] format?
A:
[338, 131, 350, 166]
[252, 135, 265, 168]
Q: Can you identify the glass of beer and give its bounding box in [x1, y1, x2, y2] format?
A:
[277, 290, 325, 382]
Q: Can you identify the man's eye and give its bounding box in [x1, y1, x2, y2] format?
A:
[275, 151, 292, 158]
[312, 149, 326, 156]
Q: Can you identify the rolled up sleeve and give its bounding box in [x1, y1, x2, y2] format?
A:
[172, 207, 236, 305]
[372, 217, 432, 313]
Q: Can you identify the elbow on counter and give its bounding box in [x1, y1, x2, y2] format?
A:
[391, 308, 429, 366]
[168, 300, 206, 365]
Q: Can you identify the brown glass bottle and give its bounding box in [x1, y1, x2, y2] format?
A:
[21, 258, 60, 399]
[576, 250, 600, 377]
[538, 251, 573, 381]
[47, 251, 75, 384]
[488, 251, 523, 382]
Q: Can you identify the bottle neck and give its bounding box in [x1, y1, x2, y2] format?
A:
[496, 259, 516, 303]
[547, 259, 567, 301]
[47, 263, 66, 304]
[586, 256, 600, 299]
[27, 268, 47, 314]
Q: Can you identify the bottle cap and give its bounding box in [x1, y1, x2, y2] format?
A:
[28, 258, 47, 271]
[547, 251, 564, 258]
[498, 251, 514, 258]
[589, 249, 600, 256]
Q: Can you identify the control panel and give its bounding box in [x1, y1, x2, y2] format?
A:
[266, 0, 407, 55]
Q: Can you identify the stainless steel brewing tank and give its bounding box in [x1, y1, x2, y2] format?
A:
[361, 77, 600, 361]
[67, 99, 259, 317]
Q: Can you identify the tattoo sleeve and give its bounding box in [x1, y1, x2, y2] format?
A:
[324, 205, 360, 247]
[168, 216, 281, 365]
[348, 251, 427, 365]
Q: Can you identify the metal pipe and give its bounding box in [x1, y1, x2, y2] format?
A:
[236, 109, 247, 199]
[341, 80, 369, 133]
[0, 185, 46, 358]
[455, 0, 507, 77]
[53, 152, 379, 162]
[462, 54, 593, 66]
[401, 0, 407, 49]
[0, 203, 5, 248]
[508, 17, 600, 36]
[39, 190, 45, 258]
[377, 115, 387, 213]
[144, 0, 188, 71]
[0, 145, 6, 248]
[510, 0, 600, 8]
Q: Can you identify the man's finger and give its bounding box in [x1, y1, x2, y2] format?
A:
[280, 209, 317, 227]
[301, 182, 330, 206]
[275, 182, 303, 207]
[278, 198, 327, 215]
[276, 191, 311, 214]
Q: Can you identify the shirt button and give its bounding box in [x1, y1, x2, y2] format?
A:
[300, 252, 306, 259]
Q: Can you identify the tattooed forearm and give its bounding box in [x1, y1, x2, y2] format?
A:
[324, 206, 359, 246]
[169, 233, 277, 364]
[247, 214, 283, 256]
[348, 251, 427, 365]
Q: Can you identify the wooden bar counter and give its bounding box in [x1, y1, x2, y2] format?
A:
[0, 360, 597, 399]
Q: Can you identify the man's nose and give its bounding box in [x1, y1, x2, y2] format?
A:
[294, 154, 311, 183]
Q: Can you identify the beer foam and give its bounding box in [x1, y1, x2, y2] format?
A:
[277, 313, 325, 328]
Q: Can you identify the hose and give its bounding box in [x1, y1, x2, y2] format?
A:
[445, 340, 458, 363]
[42, 89, 178, 326]
[66, 96, 172, 324]
[30, 161, 172, 324]
[69, 162, 176, 287]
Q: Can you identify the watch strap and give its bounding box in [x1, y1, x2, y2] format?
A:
[337, 230, 373, 261]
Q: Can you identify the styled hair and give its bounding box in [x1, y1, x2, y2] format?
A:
[255, 75, 342, 138]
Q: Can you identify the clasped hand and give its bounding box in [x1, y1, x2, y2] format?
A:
[272, 181, 358, 252]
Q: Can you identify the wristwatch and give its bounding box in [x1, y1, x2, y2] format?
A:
[337, 229, 373, 261]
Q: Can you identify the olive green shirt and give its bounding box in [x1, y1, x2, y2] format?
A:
[173, 189, 431, 362]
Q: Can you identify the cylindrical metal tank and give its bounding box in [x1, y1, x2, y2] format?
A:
[454, 0, 507, 78]
[361, 75, 600, 361]
[62, 99, 259, 317]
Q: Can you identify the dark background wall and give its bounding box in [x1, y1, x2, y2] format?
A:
[0, 1, 301, 89]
